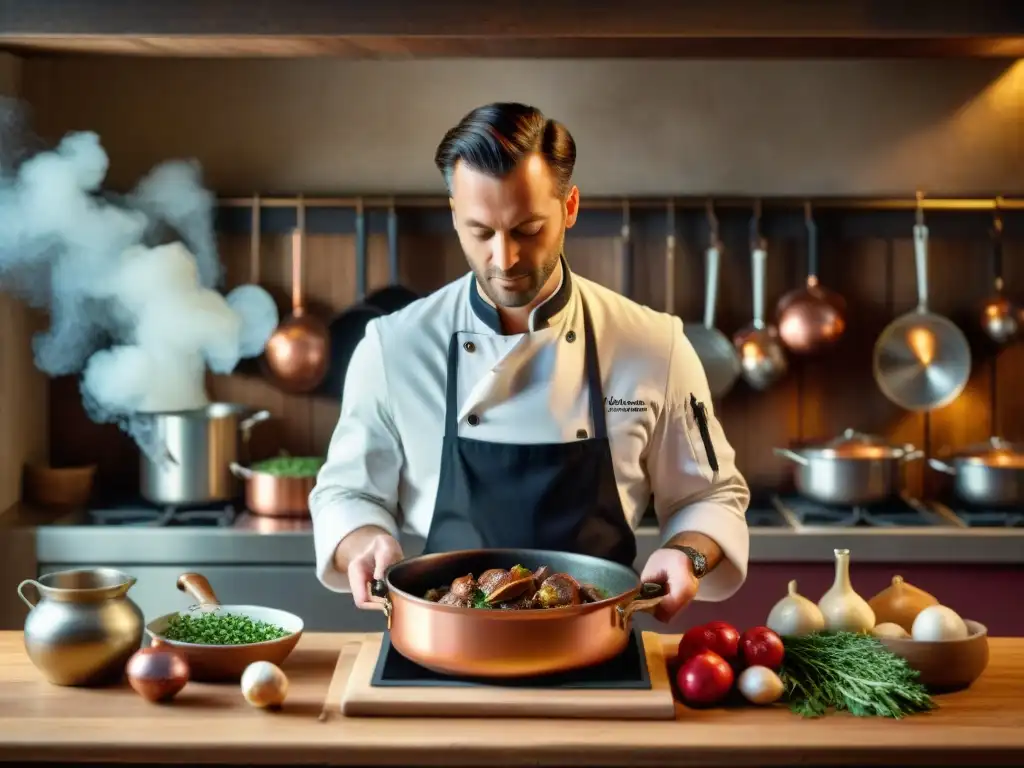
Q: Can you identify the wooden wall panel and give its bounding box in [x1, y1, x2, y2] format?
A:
[0, 53, 49, 513]
[41, 204, 1024, 506]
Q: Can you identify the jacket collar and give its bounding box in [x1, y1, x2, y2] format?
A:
[468, 254, 574, 334]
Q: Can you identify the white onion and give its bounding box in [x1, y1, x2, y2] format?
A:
[240, 661, 289, 708]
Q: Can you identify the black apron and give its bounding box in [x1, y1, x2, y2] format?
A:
[423, 297, 637, 568]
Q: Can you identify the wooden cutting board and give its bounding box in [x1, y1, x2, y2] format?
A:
[340, 631, 677, 720]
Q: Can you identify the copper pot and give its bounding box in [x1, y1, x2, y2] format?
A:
[365, 549, 665, 678]
[229, 461, 317, 518]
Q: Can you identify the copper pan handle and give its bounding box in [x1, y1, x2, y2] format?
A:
[365, 580, 393, 627]
[177, 572, 220, 607]
[616, 581, 666, 626]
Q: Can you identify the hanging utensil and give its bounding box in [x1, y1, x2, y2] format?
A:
[873, 195, 971, 411]
[263, 198, 331, 394]
[233, 194, 277, 378]
[776, 202, 847, 354]
[732, 201, 787, 391]
[681, 200, 741, 399]
[620, 200, 632, 298]
[365, 199, 419, 314]
[979, 201, 1018, 345]
[319, 198, 384, 399]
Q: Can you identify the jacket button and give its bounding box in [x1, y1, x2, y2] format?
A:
[576, 429, 588, 439]
[467, 414, 480, 426]
[463, 341, 476, 353]
[565, 330, 577, 343]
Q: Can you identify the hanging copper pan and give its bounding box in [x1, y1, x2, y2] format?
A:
[263, 198, 330, 394]
[776, 202, 847, 354]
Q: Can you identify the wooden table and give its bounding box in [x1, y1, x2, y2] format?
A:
[0, 631, 1020, 766]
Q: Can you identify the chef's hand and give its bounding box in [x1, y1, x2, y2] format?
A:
[344, 530, 404, 609]
[640, 547, 699, 623]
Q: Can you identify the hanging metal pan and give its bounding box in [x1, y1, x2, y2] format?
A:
[677, 201, 741, 400]
[319, 198, 384, 399]
[873, 205, 971, 411]
[364, 200, 419, 314]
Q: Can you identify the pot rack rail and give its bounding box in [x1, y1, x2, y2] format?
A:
[217, 194, 1024, 212]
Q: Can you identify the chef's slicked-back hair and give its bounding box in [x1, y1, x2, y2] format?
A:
[434, 102, 577, 198]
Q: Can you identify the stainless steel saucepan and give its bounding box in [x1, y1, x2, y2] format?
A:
[139, 405, 271, 506]
[929, 437, 1024, 507]
[774, 429, 924, 505]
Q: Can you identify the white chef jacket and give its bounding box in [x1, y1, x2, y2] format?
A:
[310, 259, 751, 601]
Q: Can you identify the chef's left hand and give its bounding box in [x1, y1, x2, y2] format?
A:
[640, 547, 699, 623]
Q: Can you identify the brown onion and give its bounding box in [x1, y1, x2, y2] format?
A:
[126, 646, 190, 702]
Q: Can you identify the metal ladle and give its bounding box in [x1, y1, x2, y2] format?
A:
[733, 200, 788, 390]
[263, 197, 331, 394]
[980, 202, 1019, 345]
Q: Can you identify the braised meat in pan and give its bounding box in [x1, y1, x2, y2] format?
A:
[422, 565, 609, 610]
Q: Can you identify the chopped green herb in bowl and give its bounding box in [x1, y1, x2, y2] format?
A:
[161, 611, 291, 646]
[250, 456, 325, 478]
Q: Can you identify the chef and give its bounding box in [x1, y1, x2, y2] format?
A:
[310, 102, 750, 622]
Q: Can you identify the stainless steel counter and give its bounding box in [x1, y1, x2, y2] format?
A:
[14, 503, 1024, 566]
[1, 499, 1021, 635]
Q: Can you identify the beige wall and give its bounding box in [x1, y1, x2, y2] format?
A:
[19, 57, 1024, 197]
[0, 53, 49, 512]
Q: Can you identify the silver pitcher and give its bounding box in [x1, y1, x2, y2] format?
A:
[19, 568, 145, 686]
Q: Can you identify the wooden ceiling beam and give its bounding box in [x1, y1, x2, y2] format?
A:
[1, 1, 1021, 59]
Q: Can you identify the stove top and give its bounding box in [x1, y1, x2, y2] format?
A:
[84, 499, 238, 527]
[746, 504, 790, 527]
[371, 630, 651, 689]
[773, 494, 949, 528]
[929, 501, 1024, 528]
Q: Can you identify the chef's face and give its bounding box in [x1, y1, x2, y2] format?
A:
[449, 154, 580, 308]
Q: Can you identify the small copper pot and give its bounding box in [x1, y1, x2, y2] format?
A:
[365, 549, 665, 678]
[229, 462, 316, 518]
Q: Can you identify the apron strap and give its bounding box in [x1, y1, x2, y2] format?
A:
[444, 295, 608, 439]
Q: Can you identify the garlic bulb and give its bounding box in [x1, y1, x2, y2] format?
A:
[240, 661, 289, 708]
[737, 665, 784, 705]
[818, 548, 875, 633]
[867, 575, 938, 633]
[766, 580, 825, 636]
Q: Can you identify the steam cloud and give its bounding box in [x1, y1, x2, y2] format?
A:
[0, 97, 279, 461]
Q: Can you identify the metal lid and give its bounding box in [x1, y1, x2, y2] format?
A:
[950, 436, 1024, 468]
[802, 428, 916, 459]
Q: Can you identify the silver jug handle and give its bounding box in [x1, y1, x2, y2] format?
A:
[17, 579, 42, 609]
[240, 409, 271, 438]
[229, 462, 254, 480]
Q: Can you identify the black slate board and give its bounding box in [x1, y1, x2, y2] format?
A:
[371, 630, 651, 690]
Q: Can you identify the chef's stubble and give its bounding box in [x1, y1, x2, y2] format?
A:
[474, 220, 567, 309]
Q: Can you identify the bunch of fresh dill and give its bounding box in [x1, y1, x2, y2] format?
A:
[779, 631, 936, 718]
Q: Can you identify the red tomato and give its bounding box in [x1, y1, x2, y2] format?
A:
[676, 650, 735, 706]
[677, 621, 740, 663]
[739, 626, 785, 670]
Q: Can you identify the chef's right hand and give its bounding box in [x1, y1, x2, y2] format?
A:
[347, 531, 404, 609]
